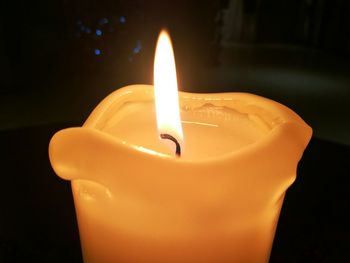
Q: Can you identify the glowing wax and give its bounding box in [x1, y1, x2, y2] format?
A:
[49, 84, 311, 263]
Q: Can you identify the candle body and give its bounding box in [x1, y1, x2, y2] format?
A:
[73, 179, 283, 263]
[49, 85, 312, 263]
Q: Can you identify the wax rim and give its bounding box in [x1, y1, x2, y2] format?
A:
[76, 84, 312, 164]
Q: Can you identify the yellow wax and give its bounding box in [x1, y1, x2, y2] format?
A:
[49, 85, 312, 263]
[102, 101, 267, 159]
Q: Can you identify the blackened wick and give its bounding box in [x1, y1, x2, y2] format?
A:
[160, 133, 181, 157]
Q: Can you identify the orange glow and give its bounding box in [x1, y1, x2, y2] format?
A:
[154, 30, 183, 146]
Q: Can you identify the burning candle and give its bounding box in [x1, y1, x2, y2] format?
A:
[49, 30, 312, 263]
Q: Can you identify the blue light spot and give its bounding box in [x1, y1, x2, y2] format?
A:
[94, 49, 101, 55]
[96, 29, 102, 36]
[85, 27, 91, 34]
[119, 16, 126, 24]
[132, 40, 142, 54]
[99, 18, 109, 25]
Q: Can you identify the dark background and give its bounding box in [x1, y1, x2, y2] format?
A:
[1, 0, 350, 262]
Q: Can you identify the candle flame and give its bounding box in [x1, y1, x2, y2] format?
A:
[154, 30, 183, 147]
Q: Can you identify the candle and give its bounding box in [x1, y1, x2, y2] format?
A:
[49, 30, 312, 263]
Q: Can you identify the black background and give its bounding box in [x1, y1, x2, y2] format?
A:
[1, 0, 350, 262]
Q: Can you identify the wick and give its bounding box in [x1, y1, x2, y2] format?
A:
[160, 133, 181, 157]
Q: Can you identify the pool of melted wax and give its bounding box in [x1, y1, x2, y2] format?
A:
[103, 101, 270, 160]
